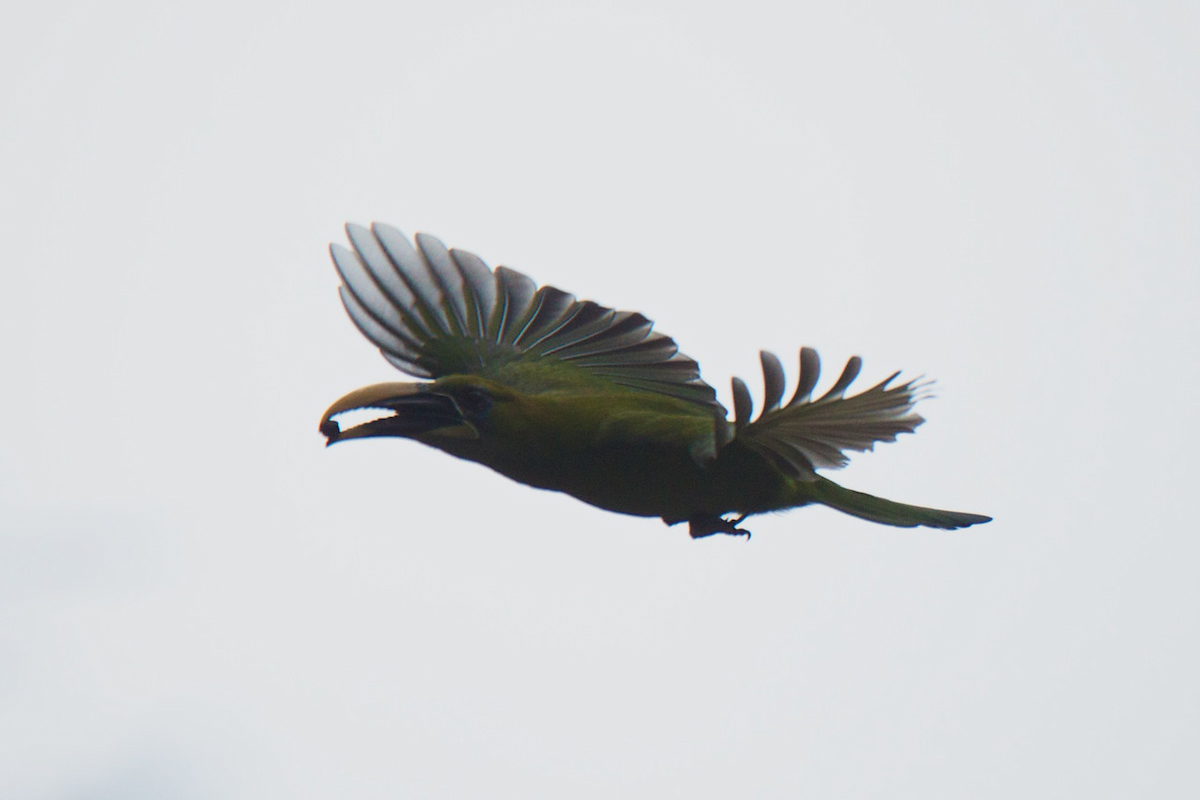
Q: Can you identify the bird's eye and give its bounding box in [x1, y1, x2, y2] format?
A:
[455, 388, 493, 417]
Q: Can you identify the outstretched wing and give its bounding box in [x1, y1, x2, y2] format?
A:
[728, 348, 928, 480]
[330, 222, 722, 410]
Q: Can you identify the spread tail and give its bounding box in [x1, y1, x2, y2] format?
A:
[809, 478, 991, 530]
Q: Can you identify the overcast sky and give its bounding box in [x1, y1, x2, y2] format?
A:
[2, 2, 1197, 798]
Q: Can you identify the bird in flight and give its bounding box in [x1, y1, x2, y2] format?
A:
[319, 223, 990, 538]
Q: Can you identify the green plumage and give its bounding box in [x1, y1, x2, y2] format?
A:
[321, 224, 990, 538]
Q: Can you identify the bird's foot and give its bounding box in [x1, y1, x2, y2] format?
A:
[686, 514, 752, 540]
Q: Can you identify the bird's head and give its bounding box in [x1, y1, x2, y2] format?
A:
[319, 375, 520, 447]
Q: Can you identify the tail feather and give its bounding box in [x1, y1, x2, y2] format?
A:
[809, 478, 991, 530]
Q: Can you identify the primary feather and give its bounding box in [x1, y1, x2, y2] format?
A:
[333, 223, 720, 407]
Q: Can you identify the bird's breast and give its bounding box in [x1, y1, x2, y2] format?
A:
[433, 432, 705, 517]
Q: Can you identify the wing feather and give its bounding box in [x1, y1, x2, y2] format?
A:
[414, 233, 471, 336]
[337, 286, 425, 364]
[331, 223, 722, 410]
[349, 223, 445, 338]
[788, 347, 822, 406]
[330, 244, 423, 346]
[448, 248, 497, 337]
[733, 349, 928, 479]
[731, 377, 753, 431]
[545, 312, 654, 359]
[511, 287, 579, 348]
[760, 350, 786, 411]
[494, 266, 540, 345]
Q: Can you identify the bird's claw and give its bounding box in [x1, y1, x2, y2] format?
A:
[686, 514, 753, 540]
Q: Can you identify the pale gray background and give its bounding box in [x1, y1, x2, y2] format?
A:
[2, 1, 1197, 798]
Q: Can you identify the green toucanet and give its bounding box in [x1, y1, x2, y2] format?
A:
[319, 223, 990, 538]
